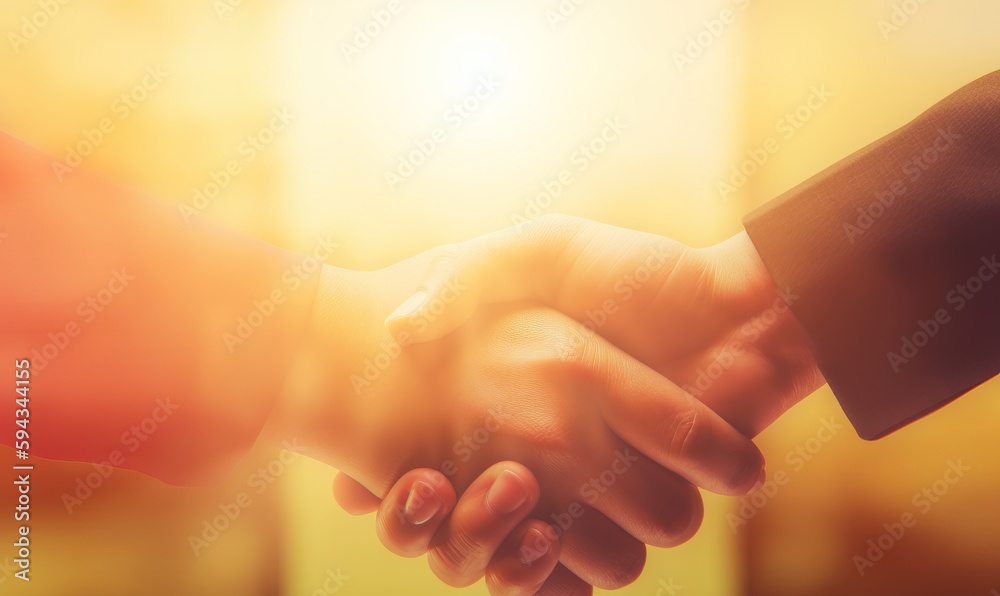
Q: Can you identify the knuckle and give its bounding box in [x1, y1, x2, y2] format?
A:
[428, 243, 462, 267]
[546, 337, 602, 386]
[665, 408, 711, 463]
[506, 410, 579, 463]
[534, 343, 594, 388]
[423, 243, 471, 286]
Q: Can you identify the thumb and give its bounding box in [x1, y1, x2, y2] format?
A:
[384, 245, 483, 343]
[384, 215, 591, 344]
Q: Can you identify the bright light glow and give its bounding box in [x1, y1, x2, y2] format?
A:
[438, 32, 513, 97]
[283, 1, 744, 247]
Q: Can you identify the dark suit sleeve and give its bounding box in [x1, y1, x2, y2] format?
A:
[743, 70, 1000, 440]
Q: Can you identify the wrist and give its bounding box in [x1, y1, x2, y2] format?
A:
[706, 230, 823, 432]
[262, 264, 370, 465]
[262, 249, 450, 491]
[732, 230, 815, 364]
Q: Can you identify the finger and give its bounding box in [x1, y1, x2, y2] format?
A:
[550, 501, 647, 590]
[332, 472, 383, 515]
[383, 215, 687, 345]
[427, 462, 541, 587]
[583, 341, 766, 496]
[484, 520, 562, 596]
[384, 214, 597, 343]
[576, 440, 706, 548]
[384, 244, 483, 344]
[663, 322, 823, 438]
[375, 469, 457, 558]
[536, 564, 594, 596]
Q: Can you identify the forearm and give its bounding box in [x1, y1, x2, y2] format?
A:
[743, 70, 1000, 438]
[0, 133, 320, 485]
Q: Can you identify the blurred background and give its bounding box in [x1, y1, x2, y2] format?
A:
[1, 0, 999, 594]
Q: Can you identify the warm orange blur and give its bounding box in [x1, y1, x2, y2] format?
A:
[0, 0, 998, 594]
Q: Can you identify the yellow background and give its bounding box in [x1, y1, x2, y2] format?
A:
[1, 0, 998, 594]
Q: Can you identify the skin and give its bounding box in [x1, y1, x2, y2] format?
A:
[334, 70, 1000, 593]
[341, 463, 567, 595]
[262, 241, 768, 591]
[386, 216, 824, 437]
[335, 216, 826, 593]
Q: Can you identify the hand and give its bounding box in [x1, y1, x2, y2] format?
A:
[263, 249, 766, 590]
[334, 463, 569, 595]
[384, 215, 825, 436]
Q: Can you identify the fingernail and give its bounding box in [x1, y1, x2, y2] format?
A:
[750, 468, 767, 494]
[486, 470, 529, 516]
[519, 528, 550, 565]
[386, 290, 428, 322]
[404, 480, 441, 525]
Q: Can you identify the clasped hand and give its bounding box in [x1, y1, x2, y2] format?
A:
[265, 215, 823, 594]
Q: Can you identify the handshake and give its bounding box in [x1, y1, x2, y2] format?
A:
[3, 67, 994, 596]
[263, 216, 825, 594]
[266, 66, 1000, 588]
[125, 70, 1000, 593]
